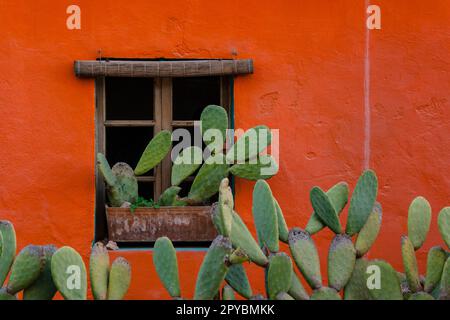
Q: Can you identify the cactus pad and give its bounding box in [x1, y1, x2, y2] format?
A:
[51, 246, 87, 300]
[222, 284, 236, 300]
[89, 242, 110, 300]
[310, 186, 342, 234]
[267, 253, 293, 300]
[346, 170, 378, 236]
[134, 130, 172, 176]
[289, 272, 309, 300]
[424, 246, 447, 293]
[194, 236, 233, 300]
[107, 257, 131, 300]
[409, 292, 435, 300]
[366, 260, 403, 300]
[344, 258, 371, 300]
[171, 146, 203, 186]
[401, 236, 422, 293]
[306, 182, 349, 235]
[288, 228, 322, 289]
[23, 245, 57, 300]
[438, 207, 450, 249]
[225, 263, 253, 299]
[274, 198, 289, 243]
[109, 162, 138, 206]
[276, 292, 295, 300]
[328, 234, 356, 291]
[408, 196, 432, 250]
[310, 287, 341, 300]
[226, 125, 272, 163]
[229, 211, 268, 267]
[157, 186, 182, 206]
[229, 155, 278, 180]
[355, 202, 382, 257]
[153, 237, 181, 298]
[439, 257, 450, 300]
[217, 178, 233, 237]
[200, 105, 229, 147]
[188, 154, 229, 203]
[97, 153, 117, 187]
[0, 220, 16, 287]
[7, 245, 44, 294]
[252, 180, 279, 252]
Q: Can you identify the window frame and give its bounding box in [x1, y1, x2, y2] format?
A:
[94, 76, 232, 241]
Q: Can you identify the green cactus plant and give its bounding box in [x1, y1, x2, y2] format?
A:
[171, 146, 203, 186]
[225, 263, 253, 299]
[221, 284, 236, 300]
[194, 235, 233, 300]
[345, 170, 378, 236]
[89, 242, 110, 300]
[97, 153, 139, 207]
[266, 253, 293, 300]
[438, 207, 450, 249]
[309, 186, 342, 234]
[407, 196, 432, 250]
[226, 125, 272, 163]
[252, 180, 279, 252]
[107, 257, 131, 300]
[23, 245, 57, 300]
[424, 246, 447, 293]
[229, 155, 278, 180]
[0, 221, 16, 287]
[274, 198, 289, 243]
[153, 237, 181, 299]
[328, 234, 356, 291]
[134, 130, 172, 176]
[200, 105, 229, 150]
[51, 246, 87, 300]
[355, 203, 382, 257]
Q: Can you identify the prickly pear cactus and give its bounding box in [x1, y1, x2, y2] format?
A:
[408, 196, 432, 250]
[51, 246, 87, 300]
[217, 178, 234, 237]
[276, 292, 295, 300]
[194, 236, 232, 300]
[401, 236, 422, 293]
[134, 130, 172, 176]
[366, 260, 403, 300]
[346, 170, 378, 236]
[200, 105, 229, 148]
[328, 234, 356, 291]
[310, 186, 342, 234]
[171, 146, 203, 186]
[225, 263, 253, 299]
[438, 207, 450, 249]
[310, 287, 341, 300]
[188, 154, 229, 203]
[439, 257, 450, 300]
[306, 182, 349, 235]
[7, 245, 44, 295]
[157, 186, 182, 206]
[289, 272, 309, 300]
[97, 153, 117, 187]
[274, 198, 289, 243]
[267, 253, 293, 300]
[222, 284, 236, 300]
[89, 242, 110, 300]
[424, 246, 447, 293]
[23, 245, 57, 300]
[344, 258, 371, 300]
[355, 203, 382, 257]
[107, 257, 131, 300]
[153, 237, 181, 298]
[288, 228, 322, 289]
[252, 180, 279, 252]
[229, 155, 278, 180]
[226, 125, 272, 163]
[0, 221, 16, 286]
[228, 211, 268, 267]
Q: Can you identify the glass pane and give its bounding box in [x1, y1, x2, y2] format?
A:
[105, 77, 154, 120]
[172, 76, 221, 120]
[105, 126, 154, 176]
[138, 181, 154, 200]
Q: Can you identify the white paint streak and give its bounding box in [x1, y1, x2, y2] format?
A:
[364, 0, 371, 169]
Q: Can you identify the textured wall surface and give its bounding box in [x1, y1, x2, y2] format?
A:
[0, 0, 449, 299]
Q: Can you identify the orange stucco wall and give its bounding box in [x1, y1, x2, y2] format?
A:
[0, 0, 449, 299]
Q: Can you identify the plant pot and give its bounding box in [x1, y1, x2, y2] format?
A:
[105, 206, 217, 242]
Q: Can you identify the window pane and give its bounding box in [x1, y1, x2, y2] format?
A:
[138, 181, 154, 200]
[105, 77, 154, 120]
[172, 77, 221, 120]
[105, 126, 154, 176]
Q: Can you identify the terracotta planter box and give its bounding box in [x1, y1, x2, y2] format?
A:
[105, 206, 217, 242]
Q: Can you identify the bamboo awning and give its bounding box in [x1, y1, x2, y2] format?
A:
[74, 59, 253, 78]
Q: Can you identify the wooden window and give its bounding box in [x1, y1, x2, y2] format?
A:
[94, 75, 232, 242]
